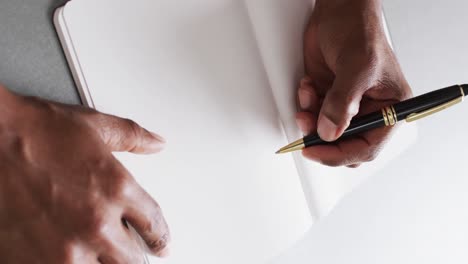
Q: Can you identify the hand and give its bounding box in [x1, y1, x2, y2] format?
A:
[0, 85, 170, 263]
[296, 0, 413, 167]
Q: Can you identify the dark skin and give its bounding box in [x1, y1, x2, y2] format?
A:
[0, 85, 170, 263]
[296, 0, 412, 167]
[0, 0, 412, 262]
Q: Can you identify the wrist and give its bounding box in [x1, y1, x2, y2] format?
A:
[316, 0, 383, 29]
[316, 0, 382, 12]
[316, 0, 387, 54]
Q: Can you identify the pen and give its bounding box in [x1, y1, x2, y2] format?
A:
[276, 84, 468, 154]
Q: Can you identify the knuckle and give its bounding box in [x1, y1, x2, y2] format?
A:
[88, 155, 111, 172]
[377, 77, 413, 101]
[81, 204, 115, 238]
[124, 119, 144, 152]
[111, 169, 132, 195]
[125, 119, 142, 138]
[88, 210, 108, 235]
[98, 162, 134, 200]
[93, 215, 121, 240]
[5, 134, 28, 162]
[114, 174, 134, 200]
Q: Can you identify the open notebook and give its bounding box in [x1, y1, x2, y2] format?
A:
[54, 0, 416, 263]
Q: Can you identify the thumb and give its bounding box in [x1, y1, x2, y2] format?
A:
[85, 111, 166, 154]
[317, 78, 365, 142]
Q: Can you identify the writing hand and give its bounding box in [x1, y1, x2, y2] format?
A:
[297, 0, 412, 167]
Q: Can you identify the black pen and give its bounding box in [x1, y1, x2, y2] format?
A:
[276, 84, 468, 154]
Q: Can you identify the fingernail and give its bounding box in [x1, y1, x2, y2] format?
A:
[317, 115, 339, 142]
[150, 132, 166, 144]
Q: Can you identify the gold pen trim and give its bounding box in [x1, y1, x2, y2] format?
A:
[382, 106, 397, 127]
[391, 106, 398, 122]
[382, 108, 389, 126]
[406, 86, 465, 123]
[386, 107, 395, 126]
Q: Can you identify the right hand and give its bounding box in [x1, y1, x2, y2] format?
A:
[297, 0, 412, 167]
[0, 85, 170, 263]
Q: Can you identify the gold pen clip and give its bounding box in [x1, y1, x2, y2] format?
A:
[406, 86, 465, 123]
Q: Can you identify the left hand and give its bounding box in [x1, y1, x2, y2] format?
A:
[0, 85, 170, 263]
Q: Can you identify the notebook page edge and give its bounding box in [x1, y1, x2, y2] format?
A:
[244, 0, 321, 220]
[53, 3, 95, 108]
[242, 1, 318, 220]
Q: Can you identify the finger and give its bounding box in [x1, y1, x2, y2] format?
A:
[97, 235, 144, 264]
[347, 164, 362, 168]
[302, 140, 367, 167]
[122, 183, 171, 257]
[297, 77, 320, 113]
[84, 111, 166, 154]
[317, 74, 366, 142]
[295, 112, 317, 135]
[71, 250, 100, 264]
[96, 222, 144, 264]
[70, 252, 100, 264]
[97, 241, 143, 264]
[302, 126, 392, 167]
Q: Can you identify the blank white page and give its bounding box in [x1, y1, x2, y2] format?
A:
[57, 0, 312, 263]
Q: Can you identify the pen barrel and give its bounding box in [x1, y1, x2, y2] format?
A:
[393, 85, 463, 120]
[303, 85, 465, 148]
[303, 111, 385, 147]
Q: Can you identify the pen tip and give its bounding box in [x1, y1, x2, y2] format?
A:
[275, 139, 306, 155]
